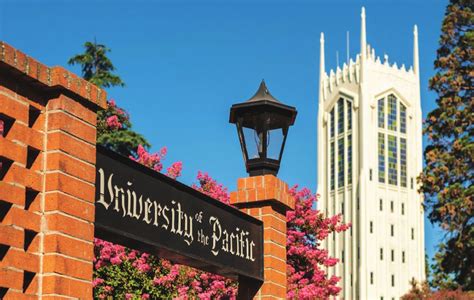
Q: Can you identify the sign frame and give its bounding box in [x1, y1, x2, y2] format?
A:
[94, 146, 264, 284]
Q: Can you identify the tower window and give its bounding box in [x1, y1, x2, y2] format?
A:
[391, 224, 394, 237]
[378, 98, 385, 128]
[347, 100, 352, 131]
[341, 202, 344, 215]
[330, 108, 335, 138]
[401, 138, 407, 187]
[378, 133, 385, 183]
[342, 250, 345, 263]
[348, 134, 352, 184]
[370, 169, 373, 181]
[391, 274, 395, 287]
[330, 141, 335, 190]
[391, 249, 394, 262]
[380, 198, 383, 211]
[370, 221, 373, 233]
[388, 135, 398, 185]
[402, 251, 405, 263]
[411, 228, 414, 240]
[390, 201, 394, 212]
[388, 94, 397, 131]
[370, 272, 374, 284]
[411, 177, 414, 189]
[402, 203, 405, 215]
[338, 137, 345, 187]
[380, 248, 383, 260]
[400, 103, 407, 133]
[338, 98, 344, 134]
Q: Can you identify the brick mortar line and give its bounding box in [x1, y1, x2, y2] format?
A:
[44, 170, 95, 187]
[46, 128, 95, 147]
[265, 255, 286, 264]
[263, 226, 286, 235]
[0, 89, 27, 106]
[11, 203, 41, 214]
[45, 148, 95, 168]
[41, 272, 92, 284]
[44, 190, 95, 207]
[43, 210, 93, 225]
[44, 231, 93, 246]
[39, 294, 75, 299]
[43, 252, 93, 265]
[48, 109, 96, 129]
[38, 101, 50, 299]
[43, 187, 94, 205]
[263, 268, 286, 276]
[46, 149, 95, 168]
[261, 281, 287, 289]
[263, 240, 286, 249]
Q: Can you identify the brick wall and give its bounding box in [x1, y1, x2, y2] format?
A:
[0, 42, 106, 299]
[231, 175, 294, 299]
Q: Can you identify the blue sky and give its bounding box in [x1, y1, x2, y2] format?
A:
[1, 0, 447, 265]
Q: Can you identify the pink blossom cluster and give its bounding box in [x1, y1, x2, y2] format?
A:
[166, 161, 183, 179]
[106, 115, 122, 130]
[0, 119, 4, 136]
[286, 186, 351, 299]
[130, 144, 167, 172]
[193, 171, 230, 204]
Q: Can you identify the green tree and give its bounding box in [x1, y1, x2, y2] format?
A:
[418, 0, 473, 291]
[69, 41, 149, 156]
[68, 41, 125, 88]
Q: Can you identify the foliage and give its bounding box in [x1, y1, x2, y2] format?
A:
[97, 100, 150, 157]
[418, 0, 474, 290]
[286, 187, 350, 299]
[68, 41, 125, 88]
[401, 279, 474, 300]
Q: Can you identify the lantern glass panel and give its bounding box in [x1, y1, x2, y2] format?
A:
[267, 128, 284, 160]
[243, 127, 263, 159]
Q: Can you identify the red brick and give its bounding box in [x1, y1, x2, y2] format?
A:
[45, 172, 94, 202]
[0, 138, 27, 164]
[0, 94, 29, 123]
[46, 131, 95, 164]
[3, 290, 39, 300]
[47, 111, 96, 143]
[2, 163, 42, 191]
[43, 254, 92, 281]
[0, 267, 23, 290]
[42, 275, 92, 299]
[48, 96, 97, 125]
[43, 234, 94, 261]
[8, 122, 44, 150]
[0, 248, 39, 272]
[46, 152, 95, 184]
[2, 206, 41, 232]
[44, 192, 95, 222]
[0, 224, 23, 248]
[0, 181, 24, 206]
[45, 213, 93, 241]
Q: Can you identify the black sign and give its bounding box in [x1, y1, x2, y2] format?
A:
[94, 146, 264, 282]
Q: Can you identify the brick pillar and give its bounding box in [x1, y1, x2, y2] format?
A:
[0, 42, 106, 299]
[231, 175, 294, 300]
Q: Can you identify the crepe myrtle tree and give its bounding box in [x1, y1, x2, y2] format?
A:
[92, 104, 349, 299]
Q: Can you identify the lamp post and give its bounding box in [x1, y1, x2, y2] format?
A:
[229, 80, 297, 176]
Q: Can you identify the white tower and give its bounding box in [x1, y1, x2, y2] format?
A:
[317, 8, 425, 299]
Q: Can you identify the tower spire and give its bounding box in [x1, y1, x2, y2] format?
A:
[413, 25, 419, 76]
[319, 32, 325, 85]
[360, 7, 367, 59]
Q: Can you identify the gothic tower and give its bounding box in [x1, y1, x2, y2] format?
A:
[317, 8, 425, 299]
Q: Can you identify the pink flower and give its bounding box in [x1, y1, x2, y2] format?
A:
[166, 161, 183, 179]
[141, 294, 150, 299]
[125, 293, 133, 300]
[106, 115, 122, 130]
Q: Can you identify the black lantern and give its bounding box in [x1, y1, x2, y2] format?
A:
[229, 80, 297, 176]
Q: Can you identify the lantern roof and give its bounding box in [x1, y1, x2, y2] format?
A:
[246, 80, 280, 103]
[229, 80, 297, 126]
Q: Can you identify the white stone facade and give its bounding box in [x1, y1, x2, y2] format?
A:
[317, 8, 425, 300]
